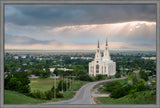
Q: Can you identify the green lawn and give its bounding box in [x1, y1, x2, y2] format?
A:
[4, 90, 47, 104]
[30, 78, 60, 92]
[30, 78, 87, 92]
[5, 78, 88, 104]
[30, 78, 88, 102]
[96, 90, 156, 104]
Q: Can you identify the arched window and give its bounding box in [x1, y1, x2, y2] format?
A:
[96, 65, 99, 73]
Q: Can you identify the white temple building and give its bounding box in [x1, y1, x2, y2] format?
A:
[89, 38, 116, 76]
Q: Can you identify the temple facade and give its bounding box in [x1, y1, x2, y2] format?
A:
[89, 38, 116, 76]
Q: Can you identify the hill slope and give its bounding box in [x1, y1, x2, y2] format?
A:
[4, 90, 46, 104]
[96, 90, 156, 104]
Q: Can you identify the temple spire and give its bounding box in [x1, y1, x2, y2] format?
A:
[98, 40, 99, 48]
[106, 37, 108, 46]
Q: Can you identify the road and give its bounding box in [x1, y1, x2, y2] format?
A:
[46, 78, 125, 104]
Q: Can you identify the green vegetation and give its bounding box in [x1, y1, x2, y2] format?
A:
[30, 78, 57, 91]
[5, 71, 30, 94]
[96, 90, 156, 104]
[4, 90, 46, 104]
[101, 72, 155, 99]
[29, 78, 87, 100]
[4, 51, 156, 104]
[30, 78, 87, 92]
[78, 74, 93, 81]
[5, 78, 88, 104]
[95, 72, 156, 104]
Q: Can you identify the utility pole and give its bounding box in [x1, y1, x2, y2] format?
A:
[54, 77, 56, 99]
[61, 75, 63, 93]
[70, 75, 71, 90]
[66, 76, 68, 91]
[72, 74, 74, 85]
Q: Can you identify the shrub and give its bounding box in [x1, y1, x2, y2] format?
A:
[4, 74, 12, 89]
[7, 78, 22, 91]
[57, 80, 67, 91]
[5, 72, 31, 94]
[45, 90, 53, 100]
[110, 85, 132, 98]
[139, 71, 148, 81]
[19, 85, 31, 93]
[18, 78, 30, 85]
[78, 74, 93, 81]
[95, 75, 104, 80]
[41, 68, 50, 78]
[115, 72, 121, 78]
[129, 88, 137, 99]
[103, 81, 122, 92]
[56, 92, 64, 98]
[31, 90, 45, 99]
[51, 85, 60, 93]
[136, 83, 147, 92]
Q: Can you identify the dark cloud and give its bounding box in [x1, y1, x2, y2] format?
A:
[5, 4, 156, 27]
[5, 34, 50, 45]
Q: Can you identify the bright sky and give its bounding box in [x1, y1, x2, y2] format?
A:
[5, 5, 156, 50]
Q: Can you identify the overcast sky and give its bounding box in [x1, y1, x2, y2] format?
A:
[5, 4, 156, 50]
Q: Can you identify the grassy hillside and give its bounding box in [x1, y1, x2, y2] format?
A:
[96, 90, 156, 104]
[5, 78, 88, 104]
[4, 90, 47, 104]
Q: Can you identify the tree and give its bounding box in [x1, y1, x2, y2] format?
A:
[57, 80, 67, 91]
[4, 64, 9, 72]
[45, 90, 53, 100]
[78, 74, 93, 81]
[7, 78, 21, 91]
[41, 68, 50, 78]
[4, 74, 12, 89]
[4, 71, 31, 94]
[34, 69, 43, 76]
[103, 81, 122, 92]
[54, 68, 59, 76]
[95, 75, 104, 80]
[115, 72, 121, 78]
[139, 70, 148, 81]
[110, 85, 132, 98]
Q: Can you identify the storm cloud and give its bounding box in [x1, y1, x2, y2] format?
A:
[5, 4, 156, 27]
[4, 4, 156, 50]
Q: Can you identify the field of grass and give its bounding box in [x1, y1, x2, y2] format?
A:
[96, 90, 156, 104]
[30, 78, 88, 103]
[30, 78, 87, 92]
[4, 90, 47, 104]
[30, 78, 59, 92]
[5, 78, 88, 104]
